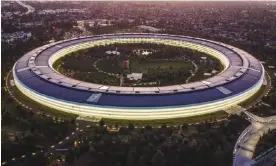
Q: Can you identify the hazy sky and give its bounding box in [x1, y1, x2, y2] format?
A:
[21, 0, 276, 1]
[74, 0, 274, 1]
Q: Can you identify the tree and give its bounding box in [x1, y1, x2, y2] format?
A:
[128, 123, 134, 130]
[65, 150, 75, 164]
[99, 120, 105, 127]
[182, 123, 188, 130]
[70, 118, 75, 124]
[115, 123, 119, 129]
[161, 124, 167, 129]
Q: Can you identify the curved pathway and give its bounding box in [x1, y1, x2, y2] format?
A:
[186, 60, 198, 83]
[16, 0, 35, 15]
[254, 146, 276, 166]
[93, 59, 119, 77]
[93, 58, 198, 83]
[233, 112, 276, 166]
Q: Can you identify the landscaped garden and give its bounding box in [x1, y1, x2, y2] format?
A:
[54, 43, 223, 86]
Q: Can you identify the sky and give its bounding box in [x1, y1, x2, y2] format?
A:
[10, 0, 275, 1]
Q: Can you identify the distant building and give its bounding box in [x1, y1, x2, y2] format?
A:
[127, 73, 143, 81]
[134, 49, 152, 56]
[137, 25, 161, 32]
[142, 51, 151, 56]
[2, 31, 32, 44]
[77, 19, 112, 28]
[20, 21, 42, 28]
[266, 41, 276, 49]
[5, 132, 23, 142]
[212, 70, 217, 74]
[105, 50, 120, 55]
[204, 73, 212, 76]
[98, 23, 112, 27]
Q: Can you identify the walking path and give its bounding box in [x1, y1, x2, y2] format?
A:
[186, 61, 198, 83]
[93, 59, 119, 77]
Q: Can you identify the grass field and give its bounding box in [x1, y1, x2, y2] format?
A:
[96, 59, 122, 73]
[96, 58, 193, 74]
[54, 56, 98, 73]
[53, 42, 220, 86]
[73, 71, 119, 85]
[129, 59, 193, 73]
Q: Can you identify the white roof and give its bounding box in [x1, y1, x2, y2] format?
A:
[204, 73, 212, 76]
[127, 73, 143, 80]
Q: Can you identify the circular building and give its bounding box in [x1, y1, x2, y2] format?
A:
[13, 33, 265, 120]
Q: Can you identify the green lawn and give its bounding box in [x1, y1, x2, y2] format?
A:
[54, 56, 98, 73]
[73, 71, 119, 85]
[96, 58, 193, 74]
[130, 59, 193, 73]
[53, 42, 220, 86]
[96, 59, 122, 73]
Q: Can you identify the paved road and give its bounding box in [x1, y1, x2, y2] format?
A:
[16, 0, 35, 15]
[233, 112, 276, 166]
[253, 146, 276, 166]
[186, 60, 198, 83]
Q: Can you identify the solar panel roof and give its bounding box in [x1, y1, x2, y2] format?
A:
[14, 34, 263, 107]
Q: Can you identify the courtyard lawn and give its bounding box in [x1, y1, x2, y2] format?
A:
[54, 56, 98, 73]
[96, 59, 122, 73]
[129, 59, 193, 73]
[53, 42, 222, 86]
[73, 71, 119, 85]
[96, 58, 193, 74]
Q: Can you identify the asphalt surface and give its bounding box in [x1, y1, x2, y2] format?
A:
[233, 113, 276, 166]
